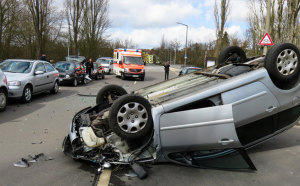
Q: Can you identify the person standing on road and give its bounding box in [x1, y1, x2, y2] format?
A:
[164, 61, 170, 80]
[85, 58, 94, 78]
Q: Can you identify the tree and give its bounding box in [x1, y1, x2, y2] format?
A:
[82, 0, 110, 59]
[286, 0, 300, 43]
[24, 0, 52, 58]
[214, 0, 230, 63]
[65, 0, 85, 55]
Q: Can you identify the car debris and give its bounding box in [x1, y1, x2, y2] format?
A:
[63, 43, 300, 179]
[13, 153, 53, 168]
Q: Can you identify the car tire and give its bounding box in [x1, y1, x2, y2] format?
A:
[109, 94, 153, 140]
[95, 73, 99, 80]
[218, 46, 247, 65]
[121, 73, 125, 80]
[265, 43, 300, 89]
[102, 73, 105, 79]
[141, 77, 144, 81]
[73, 78, 78, 87]
[50, 81, 59, 94]
[96, 84, 127, 105]
[22, 85, 32, 103]
[0, 89, 7, 112]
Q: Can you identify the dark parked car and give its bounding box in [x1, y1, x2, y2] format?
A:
[54, 61, 86, 87]
[179, 67, 202, 76]
[63, 43, 300, 176]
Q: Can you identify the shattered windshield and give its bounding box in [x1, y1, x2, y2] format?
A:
[124, 56, 143, 65]
[0, 60, 33, 73]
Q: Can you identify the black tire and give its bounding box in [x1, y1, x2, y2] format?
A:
[109, 94, 153, 140]
[50, 81, 59, 94]
[96, 84, 127, 105]
[73, 78, 78, 87]
[218, 46, 247, 65]
[265, 43, 300, 89]
[0, 89, 7, 112]
[22, 85, 32, 103]
[102, 73, 105, 79]
[95, 73, 99, 80]
[141, 77, 144, 81]
[121, 73, 125, 80]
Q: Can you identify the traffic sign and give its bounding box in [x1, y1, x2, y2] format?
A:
[259, 33, 273, 45]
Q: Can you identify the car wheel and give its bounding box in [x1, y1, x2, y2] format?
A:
[141, 77, 144, 81]
[102, 73, 105, 79]
[96, 84, 127, 105]
[95, 73, 99, 80]
[218, 46, 246, 65]
[109, 94, 153, 140]
[22, 85, 32, 103]
[265, 43, 300, 89]
[51, 81, 59, 94]
[0, 89, 7, 112]
[73, 78, 78, 87]
[121, 73, 125, 80]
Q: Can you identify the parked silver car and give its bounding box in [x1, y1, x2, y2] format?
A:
[0, 69, 8, 111]
[0, 59, 60, 103]
[63, 43, 300, 175]
[96, 57, 113, 74]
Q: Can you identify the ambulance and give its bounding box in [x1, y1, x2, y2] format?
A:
[113, 49, 145, 81]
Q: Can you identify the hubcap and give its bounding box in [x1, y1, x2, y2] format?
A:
[0, 93, 6, 108]
[54, 82, 59, 92]
[276, 49, 298, 76]
[25, 88, 31, 101]
[117, 102, 148, 133]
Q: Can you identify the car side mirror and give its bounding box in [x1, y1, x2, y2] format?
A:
[34, 70, 44, 75]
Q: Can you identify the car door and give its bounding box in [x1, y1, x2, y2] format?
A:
[160, 104, 242, 152]
[221, 81, 280, 146]
[32, 62, 48, 93]
[44, 62, 57, 90]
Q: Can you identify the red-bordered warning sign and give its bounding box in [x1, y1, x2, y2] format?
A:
[259, 33, 273, 45]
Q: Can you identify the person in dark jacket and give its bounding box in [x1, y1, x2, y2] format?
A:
[40, 54, 48, 61]
[164, 61, 170, 80]
[85, 58, 94, 77]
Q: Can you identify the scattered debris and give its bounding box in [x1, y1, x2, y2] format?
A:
[13, 153, 54, 168]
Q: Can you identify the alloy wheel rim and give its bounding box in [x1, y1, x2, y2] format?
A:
[117, 102, 148, 133]
[25, 88, 31, 101]
[276, 49, 298, 76]
[0, 93, 6, 108]
[54, 82, 59, 92]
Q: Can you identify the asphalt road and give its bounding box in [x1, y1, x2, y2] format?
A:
[0, 65, 300, 186]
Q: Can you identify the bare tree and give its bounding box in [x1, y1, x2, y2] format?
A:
[82, 0, 110, 58]
[286, 0, 300, 43]
[24, 0, 52, 58]
[214, 0, 230, 62]
[65, 0, 84, 55]
[0, 0, 20, 59]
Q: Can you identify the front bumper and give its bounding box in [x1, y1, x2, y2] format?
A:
[124, 72, 145, 78]
[7, 85, 24, 98]
[59, 77, 75, 84]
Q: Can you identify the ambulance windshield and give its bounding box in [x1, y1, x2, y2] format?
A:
[124, 56, 143, 65]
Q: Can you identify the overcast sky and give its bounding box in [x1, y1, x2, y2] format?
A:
[55, 0, 250, 49]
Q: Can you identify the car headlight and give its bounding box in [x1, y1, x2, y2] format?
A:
[8, 80, 21, 86]
[66, 75, 70, 78]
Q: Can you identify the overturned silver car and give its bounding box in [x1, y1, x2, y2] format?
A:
[63, 43, 300, 173]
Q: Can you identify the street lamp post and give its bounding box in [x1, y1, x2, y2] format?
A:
[177, 22, 188, 67]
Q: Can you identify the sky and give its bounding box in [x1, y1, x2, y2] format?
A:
[55, 0, 250, 49]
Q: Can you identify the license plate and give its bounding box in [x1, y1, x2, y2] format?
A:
[132, 75, 139, 77]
